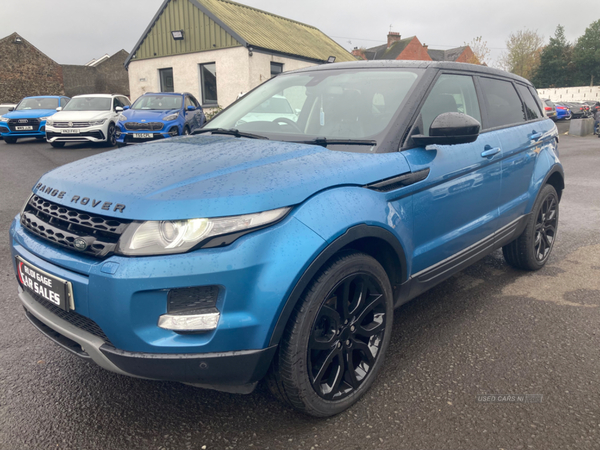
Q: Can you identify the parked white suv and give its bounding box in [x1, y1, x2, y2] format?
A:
[45, 94, 131, 148]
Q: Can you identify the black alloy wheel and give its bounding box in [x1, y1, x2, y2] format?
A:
[503, 184, 559, 271]
[267, 251, 393, 417]
[308, 273, 388, 400]
[534, 194, 557, 262]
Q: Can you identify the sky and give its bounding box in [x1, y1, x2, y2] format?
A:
[0, 0, 595, 67]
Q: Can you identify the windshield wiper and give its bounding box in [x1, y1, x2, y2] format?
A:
[192, 128, 269, 140]
[293, 137, 377, 147]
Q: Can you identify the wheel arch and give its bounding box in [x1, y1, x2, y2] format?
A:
[544, 167, 564, 202]
[268, 224, 407, 347]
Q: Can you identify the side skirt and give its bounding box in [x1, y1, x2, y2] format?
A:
[395, 215, 529, 307]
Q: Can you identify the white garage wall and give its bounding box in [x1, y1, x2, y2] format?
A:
[537, 86, 600, 102]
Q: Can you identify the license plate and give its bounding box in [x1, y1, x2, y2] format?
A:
[133, 133, 153, 139]
[15, 126, 33, 130]
[61, 129, 80, 134]
[16, 257, 73, 311]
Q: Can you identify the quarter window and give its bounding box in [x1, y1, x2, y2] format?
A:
[418, 74, 481, 137]
[515, 84, 542, 120]
[479, 77, 526, 128]
[199, 63, 217, 105]
[60, 98, 69, 108]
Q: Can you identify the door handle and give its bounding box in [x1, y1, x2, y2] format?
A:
[529, 132, 543, 141]
[481, 147, 501, 158]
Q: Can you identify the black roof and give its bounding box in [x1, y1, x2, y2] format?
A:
[289, 60, 532, 85]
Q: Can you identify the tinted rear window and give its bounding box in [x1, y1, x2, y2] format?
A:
[479, 77, 526, 129]
[516, 84, 542, 120]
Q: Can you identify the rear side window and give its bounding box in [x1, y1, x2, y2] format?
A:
[516, 84, 542, 120]
[419, 74, 481, 136]
[479, 77, 526, 129]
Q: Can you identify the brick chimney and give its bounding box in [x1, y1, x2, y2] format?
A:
[387, 32, 401, 48]
[351, 47, 366, 60]
[422, 43, 428, 50]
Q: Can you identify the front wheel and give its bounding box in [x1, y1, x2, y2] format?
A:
[50, 141, 65, 148]
[503, 184, 559, 270]
[4, 137, 17, 144]
[267, 251, 393, 417]
[105, 123, 117, 147]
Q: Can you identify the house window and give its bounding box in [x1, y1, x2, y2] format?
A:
[199, 63, 217, 105]
[270, 62, 284, 78]
[159, 68, 174, 93]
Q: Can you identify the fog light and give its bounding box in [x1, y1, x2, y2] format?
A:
[158, 286, 220, 332]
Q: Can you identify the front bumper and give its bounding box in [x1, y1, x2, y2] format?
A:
[46, 124, 107, 143]
[22, 288, 275, 392]
[0, 121, 46, 138]
[116, 122, 180, 144]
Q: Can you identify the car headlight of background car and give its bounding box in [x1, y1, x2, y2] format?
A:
[117, 207, 291, 256]
[117, 114, 128, 122]
[46, 119, 54, 126]
[0, 116, 8, 122]
[163, 112, 179, 121]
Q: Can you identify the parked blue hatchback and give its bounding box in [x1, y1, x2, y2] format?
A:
[10, 62, 563, 417]
[115, 92, 205, 146]
[0, 95, 70, 143]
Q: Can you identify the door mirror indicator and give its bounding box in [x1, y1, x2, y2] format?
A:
[413, 113, 481, 146]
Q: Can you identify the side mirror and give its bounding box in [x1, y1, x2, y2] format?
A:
[412, 112, 480, 146]
[187, 105, 196, 111]
[115, 106, 123, 112]
[123, 105, 130, 110]
[56, 107, 62, 112]
[8, 107, 14, 112]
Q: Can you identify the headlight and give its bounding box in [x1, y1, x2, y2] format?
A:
[117, 207, 291, 256]
[40, 116, 49, 121]
[164, 112, 179, 121]
[89, 119, 106, 126]
[117, 114, 128, 121]
[46, 119, 54, 126]
[1, 116, 10, 122]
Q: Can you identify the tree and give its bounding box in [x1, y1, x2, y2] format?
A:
[499, 29, 544, 80]
[572, 20, 600, 86]
[532, 25, 573, 88]
[464, 36, 491, 65]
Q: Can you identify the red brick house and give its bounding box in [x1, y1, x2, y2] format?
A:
[352, 32, 478, 64]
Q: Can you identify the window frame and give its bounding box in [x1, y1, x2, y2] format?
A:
[270, 62, 284, 78]
[199, 62, 218, 106]
[159, 67, 174, 93]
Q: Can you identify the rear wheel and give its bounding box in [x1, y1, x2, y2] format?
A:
[267, 251, 393, 417]
[4, 137, 17, 144]
[503, 184, 559, 270]
[183, 126, 190, 135]
[50, 141, 65, 148]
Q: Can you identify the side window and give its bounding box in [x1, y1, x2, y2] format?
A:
[188, 95, 200, 108]
[113, 97, 123, 109]
[199, 63, 217, 106]
[120, 96, 131, 107]
[184, 96, 194, 110]
[419, 74, 481, 137]
[60, 98, 69, 108]
[516, 84, 542, 120]
[479, 77, 526, 128]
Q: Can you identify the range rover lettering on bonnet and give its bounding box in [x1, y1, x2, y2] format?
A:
[34, 183, 126, 213]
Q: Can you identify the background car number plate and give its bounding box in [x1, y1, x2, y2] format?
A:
[16, 256, 73, 311]
[62, 129, 80, 134]
[15, 126, 33, 130]
[133, 133, 153, 139]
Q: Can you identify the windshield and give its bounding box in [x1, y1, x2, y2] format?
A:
[132, 95, 182, 110]
[17, 98, 58, 110]
[209, 68, 421, 141]
[63, 97, 111, 111]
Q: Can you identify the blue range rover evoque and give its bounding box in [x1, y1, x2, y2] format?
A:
[10, 61, 563, 417]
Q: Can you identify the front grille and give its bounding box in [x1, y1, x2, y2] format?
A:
[46, 130, 105, 140]
[8, 118, 41, 131]
[28, 290, 113, 345]
[21, 195, 131, 258]
[52, 121, 91, 128]
[124, 122, 164, 131]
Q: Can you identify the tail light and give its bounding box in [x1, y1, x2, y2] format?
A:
[544, 107, 552, 111]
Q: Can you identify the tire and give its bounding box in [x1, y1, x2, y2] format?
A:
[503, 184, 559, 271]
[4, 137, 17, 144]
[35, 136, 45, 141]
[105, 123, 117, 147]
[116, 142, 127, 148]
[267, 251, 394, 417]
[183, 126, 190, 135]
[50, 141, 65, 148]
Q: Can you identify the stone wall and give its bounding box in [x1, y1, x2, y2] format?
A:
[63, 50, 130, 98]
[0, 33, 64, 104]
